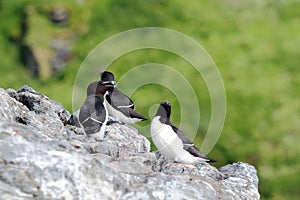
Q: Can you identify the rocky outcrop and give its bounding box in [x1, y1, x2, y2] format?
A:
[0, 86, 260, 199]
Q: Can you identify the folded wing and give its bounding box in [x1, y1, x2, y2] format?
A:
[79, 95, 106, 134]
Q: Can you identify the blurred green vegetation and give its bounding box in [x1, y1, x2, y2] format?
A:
[1, 0, 300, 199]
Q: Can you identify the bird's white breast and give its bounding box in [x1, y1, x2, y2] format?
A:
[151, 116, 201, 164]
[151, 116, 186, 160]
[87, 92, 109, 141]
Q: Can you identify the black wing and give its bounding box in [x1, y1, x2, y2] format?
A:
[169, 122, 193, 145]
[169, 122, 215, 162]
[106, 88, 147, 120]
[127, 107, 147, 120]
[79, 95, 106, 135]
[107, 88, 135, 109]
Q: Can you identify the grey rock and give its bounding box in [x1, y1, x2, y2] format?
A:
[49, 7, 69, 25]
[0, 122, 129, 200]
[218, 162, 260, 200]
[4, 86, 70, 140]
[65, 123, 151, 158]
[50, 38, 72, 73]
[0, 86, 260, 200]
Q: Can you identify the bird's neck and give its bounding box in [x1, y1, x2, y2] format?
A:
[158, 116, 170, 124]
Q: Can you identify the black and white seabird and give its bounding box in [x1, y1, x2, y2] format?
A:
[99, 71, 147, 124]
[70, 81, 115, 141]
[150, 101, 215, 164]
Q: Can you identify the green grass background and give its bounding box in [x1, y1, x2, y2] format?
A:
[1, 0, 300, 199]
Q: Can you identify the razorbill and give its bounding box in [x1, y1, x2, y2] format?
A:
[74, 80, 115, 141]
[150, 101, 215, 164]
[99, 71, 147, 124]
[68, 81, 110, 127]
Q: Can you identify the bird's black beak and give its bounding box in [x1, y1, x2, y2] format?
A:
[102, 81, 117, 87]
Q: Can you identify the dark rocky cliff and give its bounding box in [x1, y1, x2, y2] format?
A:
[0, 86, 260, 199]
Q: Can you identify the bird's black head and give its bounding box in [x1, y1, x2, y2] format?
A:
[100, 71, 114, 82]
[155, 101, 171, 120]
[100, 71, 116, 87]
[87, 81, 114, 96]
